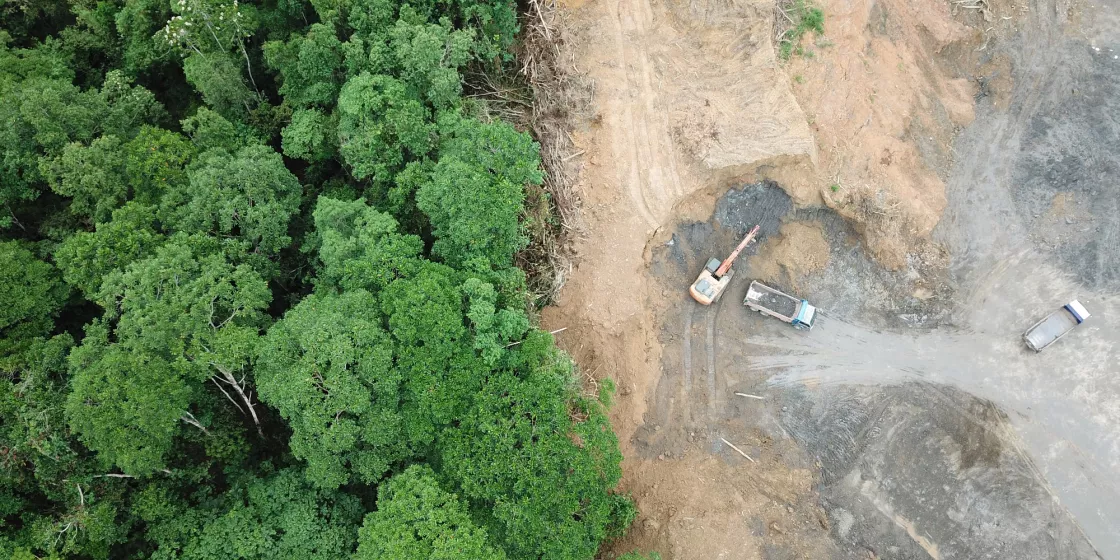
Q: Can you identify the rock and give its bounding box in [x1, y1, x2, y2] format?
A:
[643, 519, 660, 532]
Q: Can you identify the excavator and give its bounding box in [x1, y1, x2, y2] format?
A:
[688, 225, 760, 305]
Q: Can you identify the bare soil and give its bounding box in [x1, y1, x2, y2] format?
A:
[538, 0, 1118, 557]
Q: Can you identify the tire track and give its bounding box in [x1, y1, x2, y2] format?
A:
[705, 304, 718, 420]
[608, 0, 686, 228]
[681, 306, 694, 425]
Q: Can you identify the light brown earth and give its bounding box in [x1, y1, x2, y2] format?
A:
[538, 0, 1010, 557]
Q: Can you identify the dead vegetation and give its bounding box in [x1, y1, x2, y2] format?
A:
[466, 0, 592, 306]
[774, 0, 826, 60]
[516, 0, 594, 305]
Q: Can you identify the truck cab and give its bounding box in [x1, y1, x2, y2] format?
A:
[791, 300, 817, 330]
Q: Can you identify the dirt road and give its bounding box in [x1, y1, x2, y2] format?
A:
[542, 0, 1118, 557]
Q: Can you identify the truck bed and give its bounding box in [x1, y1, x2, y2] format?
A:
[745, 283, 798, 319]
[1024, 303, 1087, 351]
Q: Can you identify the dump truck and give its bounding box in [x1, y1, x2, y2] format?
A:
[1023, 300, 1090, 352]
[743, 281, 817, 330]
[689, 225, 760, 305]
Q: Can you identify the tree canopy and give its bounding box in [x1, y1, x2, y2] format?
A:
[0, 1, 631, 559]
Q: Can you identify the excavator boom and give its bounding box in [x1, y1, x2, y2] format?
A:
[714, 225, 761, 277]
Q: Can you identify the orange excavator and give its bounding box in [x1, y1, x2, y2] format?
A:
[688, 225, 760, 305]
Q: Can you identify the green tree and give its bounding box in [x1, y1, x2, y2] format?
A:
[1, 335, 77, 492]
[162, 145, 302, 254]
[312, 196, 424, 293]
[66, 235, 271, 474]
[0, 241, 67, 349]
[96, 70, 165, 139]
[182, 52, 257, 119]
[66, 324, 191, 476]
[123, 126, 196, 206]
[114, 0, 177, 75]
[354, 465, 506, 560]
[438, 336, 626, 560]
[256, 290, 409, 488]
[162, 0, 263, 117]
[263, 23, 345, 108]
[282, 108, 336, 162]
[387, 15, 476, 110]
[461, 277, 528, 366]
[336, 73, 432, 182]
[416, 114, 542, 270]
[40, 135, 128, 223]
[138, 469, 362, 560]
[0, 77, 100, 226]
[181, 107, 259, 152]
[380, 262, 485, 444]
[54, 202, 164, 298]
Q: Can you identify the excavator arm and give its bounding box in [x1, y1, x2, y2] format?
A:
[714, 225, 761, 277]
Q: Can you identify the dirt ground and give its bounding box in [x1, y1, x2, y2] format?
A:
[539, 0, 1118, 557]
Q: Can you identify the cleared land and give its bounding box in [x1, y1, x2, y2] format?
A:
[544, 0, 1119, 556]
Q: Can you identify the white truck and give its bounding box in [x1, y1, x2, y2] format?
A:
[1023, 300, 1090, 352]
[743, 281, 817, 330]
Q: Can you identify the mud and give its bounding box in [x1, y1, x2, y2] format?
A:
[648, 178, 1110, 558]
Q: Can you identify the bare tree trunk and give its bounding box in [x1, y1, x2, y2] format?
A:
[180, 412, 211, 436]
[213, 366, 263, 436]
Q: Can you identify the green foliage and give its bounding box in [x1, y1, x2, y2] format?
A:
[162, 145, 302, 254]
[417, 114, 542, 270]
[336, 73, 432, 182]
[66, 325, 190, 476]
[618, 552, 663, 560]
[123, 127, 196, 205]
[439, 345, 625, 560]
[41, 135, 128, 223]
[0, 335, 76, 485]
[141, 469, 362, 560]
[95, 235, 271, 376]
[462, 277, 529, 365]
[0, 241, 66, 347]
[54, 203, 164, 297]
[282, 108, 336, 162]
[183, 52, 257, 119]
[1, 1, 632, 558]
[114, 0, 177, 75]
[264, 23, 345, 108]
[181, 107, 259, 152]
[312, 196, 424, 293]
[355, 465, 506, 560]
[67, 236, 270, 474]
[778, 0, 825, 61]
[256, 290, 409, 488]
[387, 15, 477, 109]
